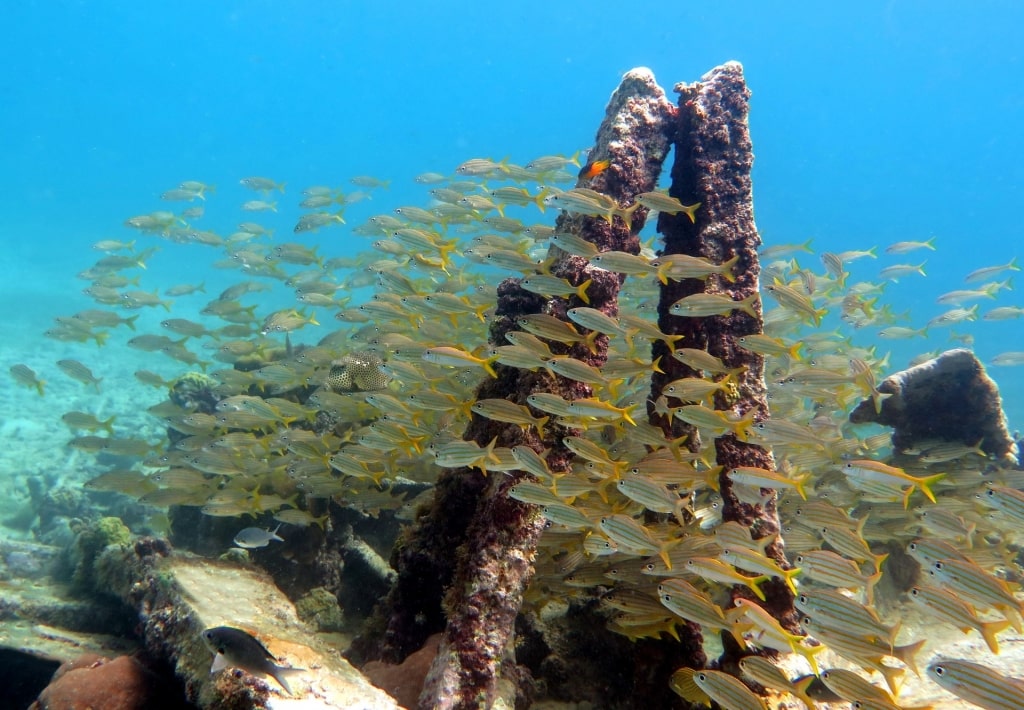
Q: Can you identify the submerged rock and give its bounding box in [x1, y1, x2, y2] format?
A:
[850, 348, 1019, 464]
[30, 654, 177, 710]
[94, 538, 399, 709]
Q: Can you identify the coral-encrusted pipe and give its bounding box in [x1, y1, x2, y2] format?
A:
[415, 68, 675, 710]
[654, 63, 798, 643]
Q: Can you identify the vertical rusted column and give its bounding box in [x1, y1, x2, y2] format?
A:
[652, 62, 797, 641]
[416, 68, 675, 710]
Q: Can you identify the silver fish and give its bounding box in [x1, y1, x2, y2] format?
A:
[233, 524, 284, 549]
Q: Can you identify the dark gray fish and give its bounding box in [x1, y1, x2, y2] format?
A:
[202, 626, 303, 695]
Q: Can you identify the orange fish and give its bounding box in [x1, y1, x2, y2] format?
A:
[578, 159, 611, 180]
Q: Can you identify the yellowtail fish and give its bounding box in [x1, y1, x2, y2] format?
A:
[589, 250, 658, 277]
[731, 598, 823, 674]
[885, 236, 936, 254]
[631, 192, 701, 223]
[660, 377, 731, 403]
[927, 558, 1024, 631]
[719, 546, 801, 594]
[471, 398, 548, 431]
[964, 257, 1020, 283]
[525, 152, 580, 171]
[10, 364, 45, 396]
[614, 478, 688, 525]
[61, 411, 116, 435]
[794, 549, 882, 604]
[541, 502, 596, 530]
[516, 314, 599, 353]
[566, 397, 639, 426]
[689, 668, 768, 710]
[520, 274, 592, 304]
[544, 188, 622, 225]
[239, 177, 285, 193]
[795, 589, 898, 651]
[685, 557, 768, 600]
[840, 459, 945, 507]
[548, 232, 600, 258]
[672, 404, 756, 442]
[738, 656, 818, 710]
[764, 280, 828, 325]
[669, 292, 758, 318]
[908, 585, 1011, 654]
[991, 351, 1024, 366]
[819, 668, 895, 707]
[727, 466, 809, 500]
[879, 261, 926, 280]
[422, 346, 498, 378]
[928, 659, 1024, 709]
[598, 514, 677, 568]
[669, 348, 743, 377]
[650, 253, 739, 284]
[56, 359, 102, 391]
[797, 616, 919, 695]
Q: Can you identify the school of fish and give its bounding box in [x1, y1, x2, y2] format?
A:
[9, 150, 1024, 709]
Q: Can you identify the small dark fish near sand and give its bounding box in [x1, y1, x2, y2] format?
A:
[233, 524, 284, 549]
[202, 626, 304, 695]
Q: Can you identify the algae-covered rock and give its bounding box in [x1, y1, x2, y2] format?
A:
[295, 587, 345, 633]
[70, 517, 132, 592]
[169, 371, 219, 413]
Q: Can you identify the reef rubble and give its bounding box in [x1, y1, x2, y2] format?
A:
[92, 538, 400, 709]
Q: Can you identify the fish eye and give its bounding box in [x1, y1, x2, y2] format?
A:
[933, 665, 945, 676]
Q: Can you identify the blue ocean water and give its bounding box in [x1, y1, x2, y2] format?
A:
[2, 1, 1021, 421]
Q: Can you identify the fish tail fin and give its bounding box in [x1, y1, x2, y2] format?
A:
[682, 201, 701, 224]
[791, 676, 820, 709]
[798, 642, 824, 677]
[894, 638, 927, 677]
[917, 472, 946, 504]
[619, 203, 640, 230]
[980, 618, 1012, 654]
[748, 574, 770, 601]
[793, 475, 809, 500]
[739, 293, 759, 318]
[577, 278, 592, 305]
[720, 253, 740, 282]
[782, 567, 802, 594]
[864, 567, 884, 606]
[125, 314, 140, 331]
[878, 663, 906, 697]
[93, 330, 110, 347]
[482, 356, 499, 379]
